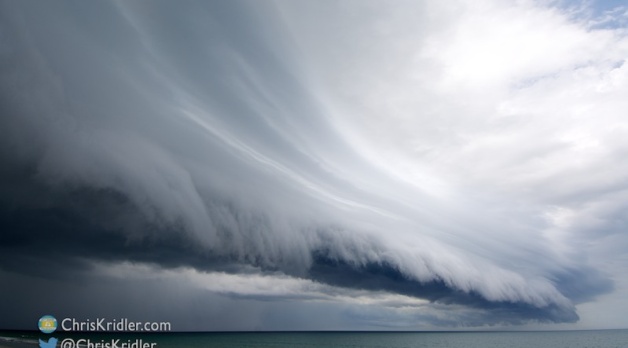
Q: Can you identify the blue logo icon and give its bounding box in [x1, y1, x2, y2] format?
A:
[39, 337, 58, 348]
[38, 315, 57, 334]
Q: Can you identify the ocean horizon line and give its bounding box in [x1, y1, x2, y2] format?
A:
[2, 328, 627, 334]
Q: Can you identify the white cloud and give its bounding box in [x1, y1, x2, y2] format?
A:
[3, 0, 628, 328]
[278, 0, 628, 327]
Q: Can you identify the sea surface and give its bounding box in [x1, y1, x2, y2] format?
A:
[1, 330, 627, 348]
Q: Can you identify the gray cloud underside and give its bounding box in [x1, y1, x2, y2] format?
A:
[1, 0, 623, 328]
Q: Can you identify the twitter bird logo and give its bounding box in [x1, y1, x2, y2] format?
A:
[39, 337, 58, 348]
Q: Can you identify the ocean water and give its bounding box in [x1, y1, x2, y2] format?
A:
[2, 330, 627, 348]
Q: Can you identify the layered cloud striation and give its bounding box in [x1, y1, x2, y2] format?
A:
[1, 0, 627, 329]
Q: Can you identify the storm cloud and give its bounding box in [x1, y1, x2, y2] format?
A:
[1, 0, 628, 330]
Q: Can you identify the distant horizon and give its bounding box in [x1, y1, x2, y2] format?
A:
[4, 329, 628, 348]
[3, 328, 628, 333]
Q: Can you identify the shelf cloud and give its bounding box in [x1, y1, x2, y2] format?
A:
[1, 0, 627, 330]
